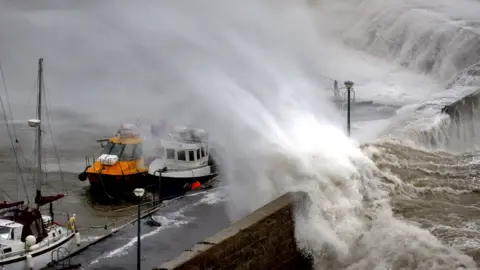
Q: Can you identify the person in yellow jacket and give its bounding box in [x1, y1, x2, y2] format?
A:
[68, 213, 76, 232]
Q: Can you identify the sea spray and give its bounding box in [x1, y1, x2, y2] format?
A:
[212, 101, 476, 268]
[267, 113, 477, 269]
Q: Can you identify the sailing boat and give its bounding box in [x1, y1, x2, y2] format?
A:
[0, 58, 79, 269]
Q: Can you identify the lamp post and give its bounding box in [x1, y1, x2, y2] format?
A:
[344, 81, 354, 137]
[134, 188, 145, 270]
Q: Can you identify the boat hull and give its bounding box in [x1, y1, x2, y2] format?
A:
[85, 165, 218, 203]
[86, 172, 152, 203]
[0, 233, 75, 270]
[153, 173, 218, 200]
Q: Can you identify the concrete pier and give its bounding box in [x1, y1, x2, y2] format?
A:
[154, 192, 312, 270]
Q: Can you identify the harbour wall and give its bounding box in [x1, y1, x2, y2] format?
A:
[441, 89, 480, 122]
[154, 191, 313, 270]
[440, 88, 480, 149]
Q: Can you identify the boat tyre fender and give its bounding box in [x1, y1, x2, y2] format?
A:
[78, 166, 90, 181]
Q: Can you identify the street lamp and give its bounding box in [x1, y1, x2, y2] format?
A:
[134, 188, 145, 270]
[344, 81, 354, 137]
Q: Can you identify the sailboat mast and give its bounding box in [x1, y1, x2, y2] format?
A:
[35, 58, 43, 200]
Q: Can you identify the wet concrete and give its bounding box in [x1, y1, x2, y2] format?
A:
[45, 188, 230, 270]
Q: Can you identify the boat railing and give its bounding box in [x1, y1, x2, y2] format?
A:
[96, 138, 110, 147]
[85, 155, 96, 167]
[166, 132, 208, 143]
[46, 230, 68, 247]
[51, 211, 75, 226]
[50, 246, 71, 267]
[162, 137, 208, 144]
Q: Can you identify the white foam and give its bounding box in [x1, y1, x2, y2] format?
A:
[198, 189, 227, 205]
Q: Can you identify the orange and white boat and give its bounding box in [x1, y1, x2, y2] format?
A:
[78, 124, 150, 202]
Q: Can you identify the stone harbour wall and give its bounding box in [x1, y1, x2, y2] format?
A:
[154, 192, 312, 270]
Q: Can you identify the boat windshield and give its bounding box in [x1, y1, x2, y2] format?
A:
[101, 142, 142, 160]
[101, 142, 125, 157]
[120, 144, 142, 161]
[0, 227, 12, 240]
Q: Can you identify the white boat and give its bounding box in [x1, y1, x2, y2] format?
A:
[0, 213, 76, 270]
[0, 58, 79, 269]
[147, 125, 218, 199]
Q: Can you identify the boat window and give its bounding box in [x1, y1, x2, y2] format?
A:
[133, 144, 143, 159]
[166, 149, 175, 159]
[156, 147, 165, 158]
[106, 143, 125, 157]
[121, 144, 136, 160]
[201, 147, 205, 158]
[0, 227, 11, 240]
[177, 151, 186, 161]
[196, 149, 200, 160]
[188, 150, 195, 161]
[101, 141, 113, 155]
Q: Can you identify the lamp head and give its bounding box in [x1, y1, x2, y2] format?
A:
[133, 188, 145, 198]
[344, 80, 354, 89]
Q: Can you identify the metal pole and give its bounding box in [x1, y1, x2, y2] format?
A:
[334, 80, 338, 101]
[137, 199, 141, 270]
[35, 58, 43, 205]
[347, 86, 351, 137]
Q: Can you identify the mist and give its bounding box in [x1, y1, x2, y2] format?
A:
[0, 0, 355, 213]
[0, 0, 340, 124]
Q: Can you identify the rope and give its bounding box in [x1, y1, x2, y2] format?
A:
[97, 169, 120, 201]
[0, 187, 13, 201]
[318, 72, 337, 82]
[42, 75, 66, 193]
[0, 62, 21, 144]
[0, 61, 30, 203]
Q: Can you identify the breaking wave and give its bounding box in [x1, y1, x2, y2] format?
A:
[213, 1, 480, 269]
[227, 112, 478, 269]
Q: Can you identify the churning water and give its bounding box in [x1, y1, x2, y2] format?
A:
[1, 0, 480, 269]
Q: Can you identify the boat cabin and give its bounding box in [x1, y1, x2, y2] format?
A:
[95, 124, 144, 166]
[0, 208, 47, 243]
[152, 126, 210, 170]
[0, 220, 23, 242]
[156, 141, 209, 165]
[84, 124, 148, 178]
